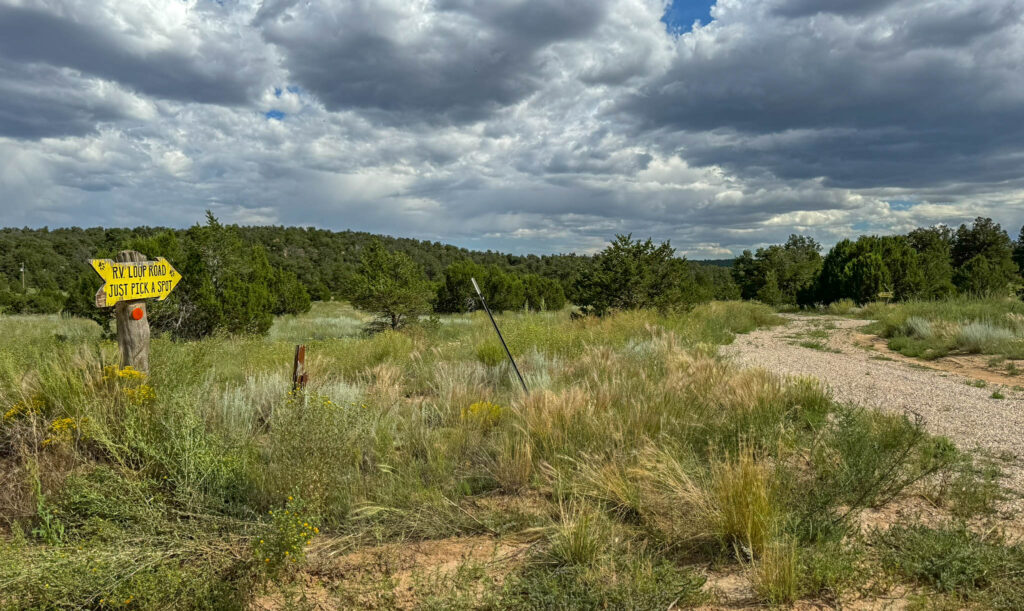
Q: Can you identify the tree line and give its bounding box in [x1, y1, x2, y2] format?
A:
[3, 214, 1022, 336]
[731, 217, 1022, 307]
[349, 234, 736, 330]
[0, 221, 591, 306]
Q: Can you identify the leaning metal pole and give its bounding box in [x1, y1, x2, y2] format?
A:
[471, 277, 528, 394]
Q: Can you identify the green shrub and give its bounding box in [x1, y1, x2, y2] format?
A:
[875, 524, 1024, 607]
[796, 410, 958, 538]
[254, 497, 319, 577]
[826, 298, 857, 315]
[475, 341, 505, 367]
[798, 539, 865, 603]
[500, 558, 707, 609]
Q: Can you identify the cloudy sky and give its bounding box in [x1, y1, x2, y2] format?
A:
[1, 0, 1023, 256]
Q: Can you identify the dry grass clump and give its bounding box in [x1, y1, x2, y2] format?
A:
[488, 430, 534, 493]
[752, 536, 799, 605]
[516, 387, 592, 457]
[545, 503, 608, 567]
[362, 362, 405, 405]
[618, 445, 782, 558]
[710, 446, 781, 558]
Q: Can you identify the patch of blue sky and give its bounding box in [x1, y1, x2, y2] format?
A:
[887, 200, 918, 211]
[661, 0, 716, 34]
[265, 110, 285, 120]
[274, 86, 300, 98]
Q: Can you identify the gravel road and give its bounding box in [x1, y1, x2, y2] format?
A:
[723, 314, 1024, 500]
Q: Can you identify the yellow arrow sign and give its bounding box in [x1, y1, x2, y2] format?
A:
[90, 257, 182, 307]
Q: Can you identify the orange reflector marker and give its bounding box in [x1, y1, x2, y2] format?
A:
[131, 307, 144, 321]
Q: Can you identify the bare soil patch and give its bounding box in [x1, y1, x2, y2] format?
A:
[251, 535, 530, 610]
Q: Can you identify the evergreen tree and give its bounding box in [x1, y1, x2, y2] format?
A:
[482, 265, 526, 312]
[575, 234, 681, 315]
[434, 260, 487, 314]
[951, 217, 1017, 294]
[1014, 224, 1024, 273]
[907, 227, 955, 299]
[756, 269, 784, 306]
[846, 252, 891, 303]
[730, 235, 822, 306]
[64, 270, 110, 331]
[877, 236, 924, 301]
[953, 255, 1017, 297]
[350, 239, 432, 330]
[271, 269, 312, 316]
[154, 213, 278, 339]
[523, 274, 566, 311]
[731, 250, 761, 300]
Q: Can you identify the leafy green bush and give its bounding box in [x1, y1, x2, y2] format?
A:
[254, 497, 319, 576]
[475, 341, 505, 367]
[875, 524, 1024, 608]
[500, 558, 707, 609]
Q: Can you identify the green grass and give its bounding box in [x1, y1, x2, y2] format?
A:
[864, 297, 1024, 360]
[874, 524, 1024, 609]
[798, 340, 840, 353]
[0, 300, 1012, 608]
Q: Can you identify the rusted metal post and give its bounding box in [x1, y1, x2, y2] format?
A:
[292, 344, 308, 391]
[112, 250, 150, 372]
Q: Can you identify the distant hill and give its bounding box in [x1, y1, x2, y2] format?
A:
[1, 225, 746, 314]
[0, 225, 593, 305]
[694, 258, 735, 268]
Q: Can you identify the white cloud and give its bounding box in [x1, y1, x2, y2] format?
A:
[0, 0, 1021, 255]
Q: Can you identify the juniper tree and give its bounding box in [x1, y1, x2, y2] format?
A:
[350, 239, 432, 330]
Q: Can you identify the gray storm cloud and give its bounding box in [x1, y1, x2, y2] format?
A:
[0, 0, 1022, 257]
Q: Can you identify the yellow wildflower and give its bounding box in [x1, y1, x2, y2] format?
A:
[461, 401, 504, 428]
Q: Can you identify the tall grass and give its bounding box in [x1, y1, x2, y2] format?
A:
[865, 297, 1024, 359]
[0, 301, 1001, 608]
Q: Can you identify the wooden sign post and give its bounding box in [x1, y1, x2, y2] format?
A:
[292, 345, 309, 392]
[90, 250, 182, 373]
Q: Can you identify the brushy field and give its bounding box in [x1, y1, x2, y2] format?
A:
[1, 301, 1020, 609]
[863, 298, 1024, 361]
